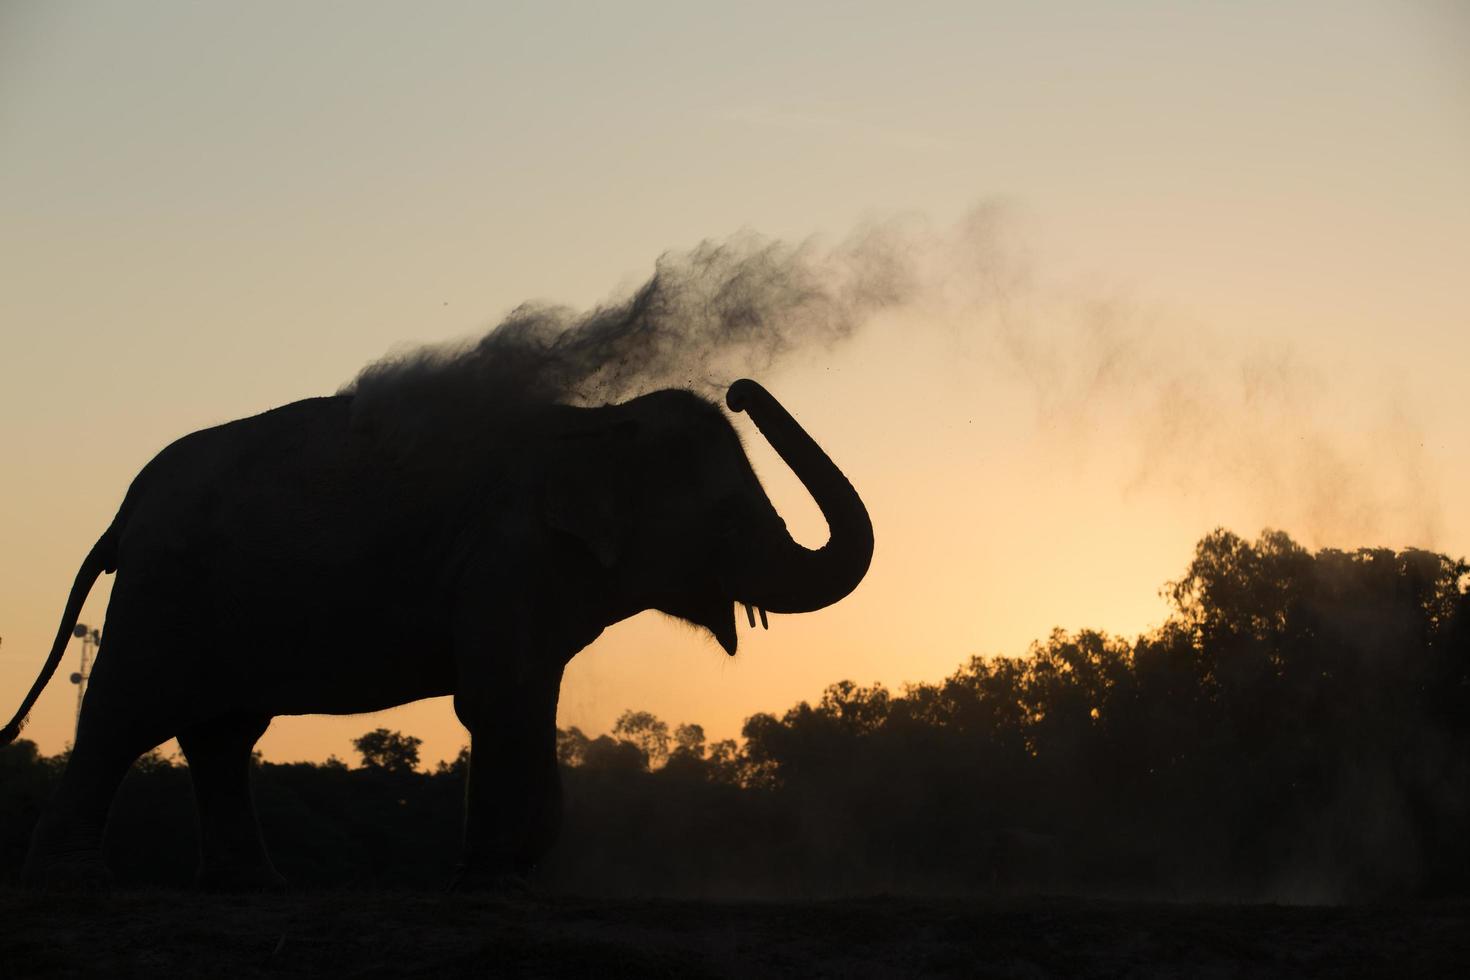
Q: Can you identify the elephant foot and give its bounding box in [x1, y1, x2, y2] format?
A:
[447, 865, 533, 896]
[196, 862, 288, 893]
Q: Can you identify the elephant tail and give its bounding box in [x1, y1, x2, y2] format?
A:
[0, 525, 118, 747]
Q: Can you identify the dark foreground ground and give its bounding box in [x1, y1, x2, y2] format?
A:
[3, 889, 1468, 979]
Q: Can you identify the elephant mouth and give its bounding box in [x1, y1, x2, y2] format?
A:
[683, 597, 769, 658]
[717, 602, 771, 657]
[712, 606, 738, 657]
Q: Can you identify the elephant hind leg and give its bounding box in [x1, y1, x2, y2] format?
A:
[23, 707, 173, 888]
[178, 712, 285, 891]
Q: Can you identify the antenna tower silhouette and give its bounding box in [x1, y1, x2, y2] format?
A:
[69, 624, 99, 743]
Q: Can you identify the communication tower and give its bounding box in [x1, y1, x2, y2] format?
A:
[69, 624, 99, 742]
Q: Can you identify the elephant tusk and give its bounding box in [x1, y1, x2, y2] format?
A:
[759, 607, 769, 630]
[745, 603, 756, 629]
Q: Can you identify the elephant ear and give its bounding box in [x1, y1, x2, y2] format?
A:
[542, 419, 639, 569]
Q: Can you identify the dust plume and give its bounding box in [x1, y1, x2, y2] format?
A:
[342, 226, 916, 441]
[939, 213, 1447, 551]
[342, 204, 1445, 550]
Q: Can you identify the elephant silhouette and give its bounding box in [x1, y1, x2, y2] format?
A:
[3, 378, 872, 890]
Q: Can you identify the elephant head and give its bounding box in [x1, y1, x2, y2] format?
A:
[545, 379, 874, 657]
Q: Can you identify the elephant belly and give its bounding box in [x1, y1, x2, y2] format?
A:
[251, 612, 458, 716]
[100, 565, 458, 719]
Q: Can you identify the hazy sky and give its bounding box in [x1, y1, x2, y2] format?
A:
[2, 1, 1466, 766]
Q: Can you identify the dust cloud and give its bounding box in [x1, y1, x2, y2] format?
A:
[341, 224, 917, 444]
[342, 204, 1444, 551]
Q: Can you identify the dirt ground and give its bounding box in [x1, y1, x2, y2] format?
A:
[2, 888, 1467, 978]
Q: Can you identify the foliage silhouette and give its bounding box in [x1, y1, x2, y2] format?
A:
[3, 529, 1466, 900]
[613, 711, 671, 770]
[352, 728, 424, 775]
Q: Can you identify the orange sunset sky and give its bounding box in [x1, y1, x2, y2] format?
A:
[2, 1, 1467, 767]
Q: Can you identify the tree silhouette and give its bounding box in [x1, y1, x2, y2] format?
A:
[612, 710, 670, 769]
[434, 746, 469, 777]
[351, 728, 422, 774]
[3, 528, 1465, 898]
[581, 734, 647, 772]
[673, 723, 706, 758]
[556, 726, 591, 767]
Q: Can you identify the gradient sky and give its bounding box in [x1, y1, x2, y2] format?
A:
[2, 1, 1467, 767]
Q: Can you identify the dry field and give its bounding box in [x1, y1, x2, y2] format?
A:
[3, 888, 1468, 978]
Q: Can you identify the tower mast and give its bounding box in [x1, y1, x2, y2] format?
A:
[68, 624, 99, 744]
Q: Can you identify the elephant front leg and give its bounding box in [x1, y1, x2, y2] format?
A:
[451, 647, 566, 891]
[178, 712, 285, 891]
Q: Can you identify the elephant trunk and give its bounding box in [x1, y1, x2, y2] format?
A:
[726, 378, 874, 615]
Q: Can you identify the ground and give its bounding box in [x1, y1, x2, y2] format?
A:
[3, 889, 1467, 978]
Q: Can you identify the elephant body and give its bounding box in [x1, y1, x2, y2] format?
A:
[104, 393, 571, 720]
[4, 379, 872, 890]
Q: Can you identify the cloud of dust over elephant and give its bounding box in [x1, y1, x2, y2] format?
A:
[341, 225, 920, 442]
[340, 203, 1445, 551]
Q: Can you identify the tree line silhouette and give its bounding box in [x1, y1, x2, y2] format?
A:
[3, 529, 1467, 900]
